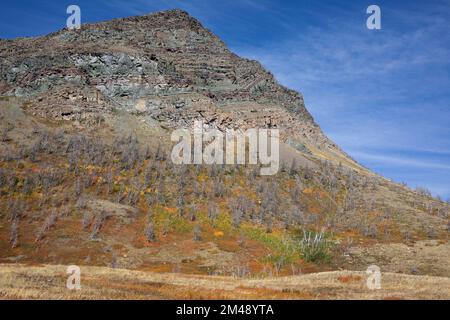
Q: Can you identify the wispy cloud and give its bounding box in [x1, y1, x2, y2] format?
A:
[349, 151, 450, 170]
[231, 1, 450, 197]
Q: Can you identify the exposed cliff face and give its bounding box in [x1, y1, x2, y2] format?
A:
[0, 9, 353, 165]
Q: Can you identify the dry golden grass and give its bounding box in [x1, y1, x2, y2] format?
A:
[0, 263, 448, 300]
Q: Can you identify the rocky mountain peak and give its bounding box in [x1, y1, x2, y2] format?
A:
[0, 9, 352, 165]
[142, 9, 205, 27]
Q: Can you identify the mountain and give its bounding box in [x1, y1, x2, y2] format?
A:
[1, 9, 357, 167]
[0, 9, 449, 298]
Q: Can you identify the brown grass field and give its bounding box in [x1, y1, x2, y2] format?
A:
[0, 263, 449, 300]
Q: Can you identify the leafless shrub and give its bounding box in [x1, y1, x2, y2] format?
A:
[105, 171, 114, 194]
[289, 158, 298, 177]
[90, 210, 108, 239]
[383, 226, 392, 240]
[67, 152, 78, 170]
[248, 165, 259, 180]
[76, 195, 87, 210]
[121, 142, 139, 170]
[127, 190, 140, 206]
[403, 231, 412, 242]
[0, 168, 6, 187]
[110, 251, 118, 269]
[23, 175, 35, 195]
[1, 126, 10, 142]
[438, 206, 449, 219]
[157, 178, 167, 205]
[344, 190, 357, 212]
[340, 237, 353, 257]
[3, 173, 17, 193]
[10, 219, 19, 248]
[193, 180, 201, 198]
[229, 199, 243, 228]
[383, 207, 392, 220]
[208, 165, 218, 178]
[291, 206, 305, 226]
[189, 204, 197, 221]
[59, 206, 71, 217]
[38, 168, 65, 193]
[82, 212, 91, 230]
[177, 194, 185, 217]
[8, 198, 25, 222]
[194, 181, 207, 199]
[265, 216, 273, 233]
[416, 186, 432, 197]
[145, 222, 156, 242]
[426, 228, 437, 239]
[231, 264, 250, 278]
[273, 256, 286, 275]
[290, 178, 302, 204]
[146, 194, 156, 208]
[362, 225, 378, 238]
[207, 202, 219, 224]
[144, 145, 152, 160]
[212, 178, 225, 198]
[154, 143, 166, 161]
[35, 210, 58, 242]
[74, 179, 82, 198]
[83, 174, 95, 188]
[260, 182, 280, 219]
[143, 168, 152, 189]
[193, 224, 202, 241]
[290, 264, 302, 276]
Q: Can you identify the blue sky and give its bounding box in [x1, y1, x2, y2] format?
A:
[1, 0, 449, 199]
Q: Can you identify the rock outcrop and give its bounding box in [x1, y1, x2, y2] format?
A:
[0, 9, 354, 165]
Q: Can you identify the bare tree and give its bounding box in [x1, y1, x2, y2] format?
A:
[1, 126, 10, 142]
[146, 194, 156, 208]
[415, 186, 432, 197]
[229, 199, 243, 228]
[207, 202, 219, 224]
[193, 224, 202, 241]
[154, 143, 166, 161]
[74, 178, 82, 198]
[290, 178, 302, 204]
[212, 178, 225, 198]
[76, 194, 87, 210]
[10, 219, 19, 248]
[157, 178, 166, 205]
[145, 222, 156, 242]
[177, 194, 186, 217]
[105, 170, 114, 194]
[90, 210, 108, 239]
[289, 158, 298, 177]
[189, 204, 197, 221]
[82, 212, 91, 230]
[127, 190, 140, 206]
[35, 210, 58, 242]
